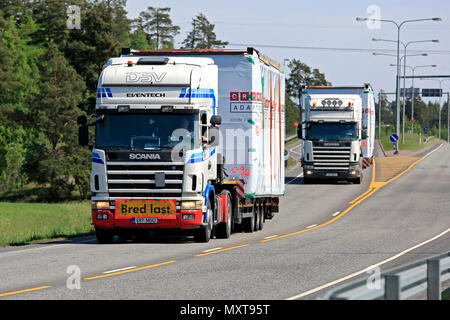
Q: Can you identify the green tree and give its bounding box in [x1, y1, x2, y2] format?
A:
[31, 43, 87, 200]
[66, 1, 123, 93]
[128, 26, 152, 50]
[182, 13, 228, 49]
[286, 59, 331, 105]
[138, 6, 179, 49]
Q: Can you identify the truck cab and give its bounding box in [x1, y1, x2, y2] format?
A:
[300, 86, 374, 184]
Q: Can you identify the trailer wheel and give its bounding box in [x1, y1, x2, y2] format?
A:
[243, 208, 255, 233]
[258, 202, 264, 230]
[194, 202, 213, 243]
[95, 227, 113, 244]
[253, 201, 260, 232]
[216, 191, 232, 239]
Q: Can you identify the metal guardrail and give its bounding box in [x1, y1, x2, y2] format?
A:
[319, 251, 450, 300]
[285, 135, 297, 143]
[424, 135, 435, 144]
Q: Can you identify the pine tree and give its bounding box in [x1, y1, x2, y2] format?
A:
[138, 6, 179, 49]
[182, 13, 228, 49]
[286, 59, 331, 105]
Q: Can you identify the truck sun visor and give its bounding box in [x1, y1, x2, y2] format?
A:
[136, 57, 169, 65]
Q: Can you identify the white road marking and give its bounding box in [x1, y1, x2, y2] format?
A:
[332, 211, 341, 217]
[305, 224, 317, 229]
[287, 172, 304, 184]
[0, 238, 97, 256]
[286, 227, 450, 300]
[264, 235, 279, 239]
[103, 266, 137, 274]
[423, 143, 444, 159]
[201, 247, 223, 253]
[289, 144, 302, 156]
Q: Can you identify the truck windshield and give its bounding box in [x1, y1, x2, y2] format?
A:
[95, 113, 199, 150]
[306, 123, 357, 141]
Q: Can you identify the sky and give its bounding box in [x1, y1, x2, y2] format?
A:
[125, 0, 450, 100]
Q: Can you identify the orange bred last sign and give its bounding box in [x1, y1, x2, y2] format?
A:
[116, 200, 176, 218]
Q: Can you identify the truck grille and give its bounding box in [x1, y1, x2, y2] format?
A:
[312, 146, 351, 171]
[106, 162, 184, 199]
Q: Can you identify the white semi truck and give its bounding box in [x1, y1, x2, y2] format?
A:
[298, 85, 375, 184]
[78, 48, 285, 243]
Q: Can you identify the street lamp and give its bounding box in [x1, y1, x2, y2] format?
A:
[373, 38, 439, 142]
[373, 52, 428, 142]
[390, 64, 437, 133]
[357, 16, 442, 152]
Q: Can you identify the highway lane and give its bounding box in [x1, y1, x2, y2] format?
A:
[1, 143, 449, 299]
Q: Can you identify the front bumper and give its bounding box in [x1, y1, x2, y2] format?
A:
[303, 163, 361, 179]
[92, 209, 204, 230]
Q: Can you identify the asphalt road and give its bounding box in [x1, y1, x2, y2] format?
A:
[1, 142, 449, 300]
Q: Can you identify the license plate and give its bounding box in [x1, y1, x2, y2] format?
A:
[325, 173, 338, 177]
[116, 200, 175, 218]
[133, 217, 158, 224]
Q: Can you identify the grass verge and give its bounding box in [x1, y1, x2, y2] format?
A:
[0, 201, 93, 246]
[380, 132, 442, 152]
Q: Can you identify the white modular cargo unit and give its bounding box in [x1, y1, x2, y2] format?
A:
[142, 49, 286, 198]
[360, 87, 376, 163]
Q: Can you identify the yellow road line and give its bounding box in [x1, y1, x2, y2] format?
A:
[84, 260, 176, 280]
[350, 160, 377, 204]
[0, 286, 51, 297]
[262, 154, 424, 243]
[195, 244, 249, 257]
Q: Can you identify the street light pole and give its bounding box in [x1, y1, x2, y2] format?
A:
[391, 64, 437, 133]
[358, 16, 442, 152]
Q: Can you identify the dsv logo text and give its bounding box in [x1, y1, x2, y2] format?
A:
[126, 72, 166, 83]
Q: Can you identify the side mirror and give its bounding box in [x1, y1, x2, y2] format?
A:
[209, 127, 220, 147]
[78, 125, 89, 146]
[210, 115, 222, 126]
[361, 129, 368, 140]
[297, 126, 303, 139]
[77, 115, 89, 146]
[77, 115, 87, 126]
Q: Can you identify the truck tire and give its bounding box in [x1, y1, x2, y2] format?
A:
[194, 202, 213, 242]
[216, 191, 232, 239]
[243, 209, 255, 233]
[257, 202, 264, 230]
[253, 201, 260, 232]
[95, 227, 113, 244]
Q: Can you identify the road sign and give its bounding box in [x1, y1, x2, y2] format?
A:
[294, 121, 299, 127]
[400, 87, 420, 99]
[423, 126, 429, 136]
[390, 133, 399, 143]
[409, 119, 415, 125]
[422, 88, 442, 97]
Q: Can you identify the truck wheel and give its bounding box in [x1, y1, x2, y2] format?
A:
[258, 202, 264, 230]
[253, 202, 260, 232]
[216, 191, 232, 239]
[352, 176, 362, 184]
[95, 227, 113, 244]
[243, 209, 255, 233]
[194, 202, 213, 242]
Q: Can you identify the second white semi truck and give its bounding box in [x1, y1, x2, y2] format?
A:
[78, 47, 285, 243]
[298, 85, 375, 184]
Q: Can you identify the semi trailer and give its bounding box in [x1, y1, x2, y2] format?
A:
[78, 48, 285, 243]
[298, 85, 375, 184]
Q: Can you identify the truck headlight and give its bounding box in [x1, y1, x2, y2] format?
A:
[181, 200, 203, 210]
[91, 201, 109, 209]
